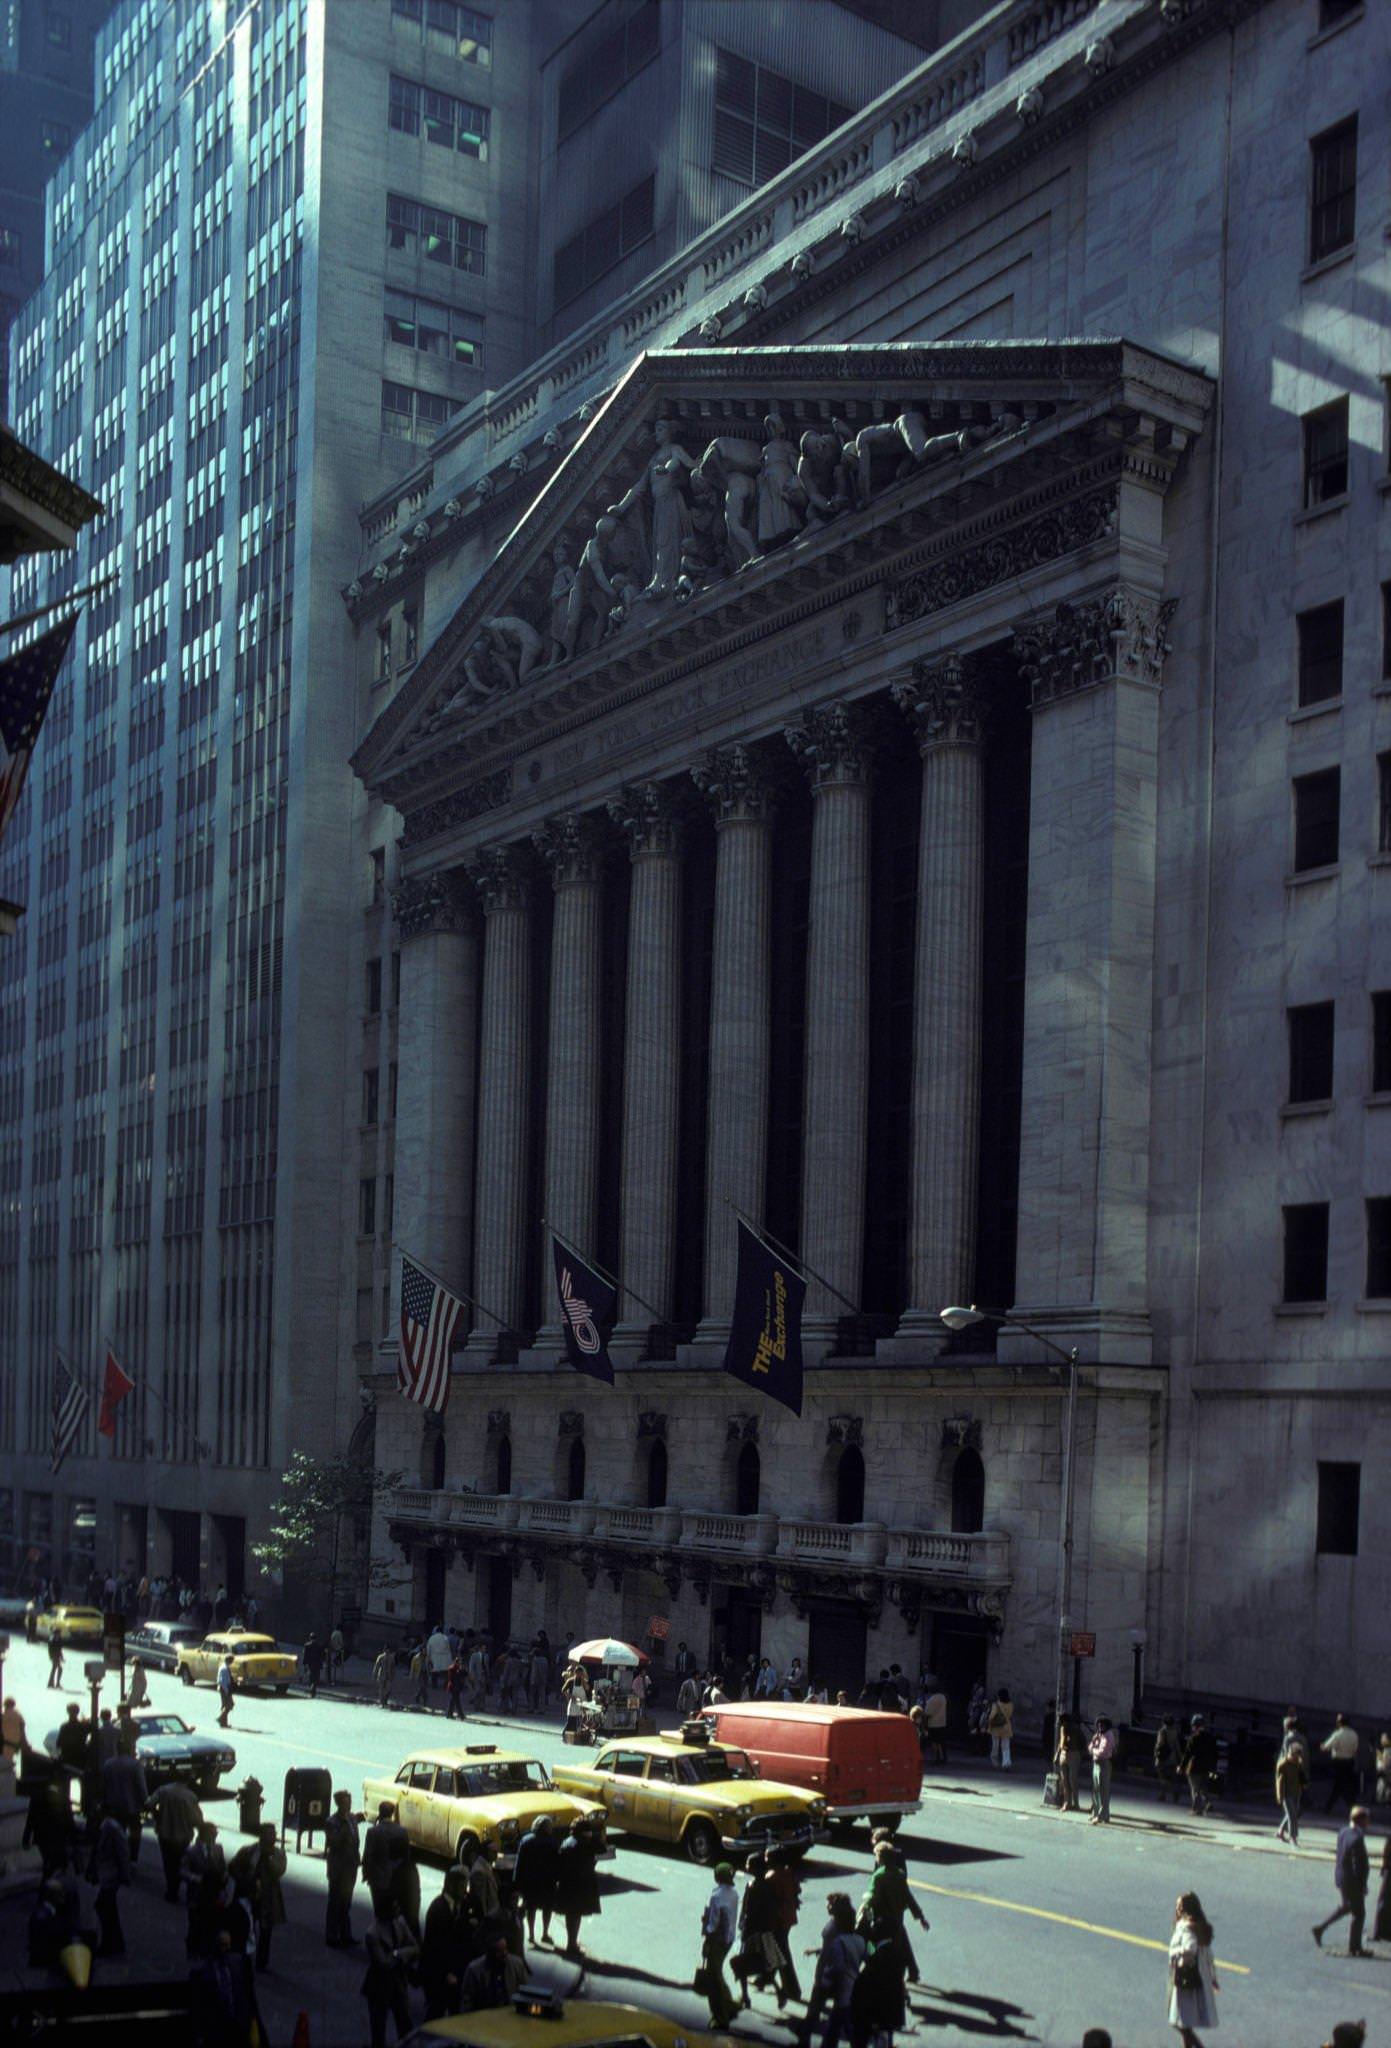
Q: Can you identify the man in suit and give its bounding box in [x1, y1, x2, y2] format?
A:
[1314, 1805, 1372, 1956]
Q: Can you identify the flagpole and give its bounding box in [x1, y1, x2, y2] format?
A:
[402, 1247, 515, 1336]
[0, 579, 110, 639]
[542, 1217, 667, 1328]
[724, 1199, 861, 1318]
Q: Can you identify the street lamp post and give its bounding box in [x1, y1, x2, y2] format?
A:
[940, 1303, 1079, 1745]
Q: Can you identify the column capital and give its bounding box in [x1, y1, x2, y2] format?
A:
[892, 653, 989, 753]
[533, 812, 608, 888]
[468, 843, 533, 914]
[691, 741, 777, 826]
[394, 869, 475, 940]
[1014, 587, 1178, 707]
[608, 780, 686, 860]
[785, 700, 874, 789]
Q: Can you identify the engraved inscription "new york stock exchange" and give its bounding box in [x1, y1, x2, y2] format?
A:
[523, 619, 838, 786]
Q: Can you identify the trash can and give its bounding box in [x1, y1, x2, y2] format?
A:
[282, 1766, 332, 1850]
[237, 1776, 264, 1836]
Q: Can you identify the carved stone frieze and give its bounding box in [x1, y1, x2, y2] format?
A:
[468, 843, 532, 916]
[885, 485, 1118, 632]
[941, 1416, 982, 1451]
[1014, 587, 1178, 707]
[726, 1413, 759, 1443]
[692, 743, 778, 827]
[892, 654, 989, 753]
[401, 769, 512, 848]
[609, 781, 686, 861]
[825, 1414, 864, 1448]
[486, 1409, 510, 1437]
[534, 812, 608, 888]
[785, 701, 874, 789]
[394, 869, 474, 941]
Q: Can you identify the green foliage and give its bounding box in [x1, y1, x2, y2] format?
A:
[251, 1450, 404, 1592]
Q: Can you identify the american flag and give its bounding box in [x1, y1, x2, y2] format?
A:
[399, 1255, 466, 1413]
[0, 612, 79, 844]
[50, 1354, 90, 1475]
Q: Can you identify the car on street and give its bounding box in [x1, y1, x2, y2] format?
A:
[0, 1595, 30, 1625]
[699, 1701, 923, 1828]
[126, 1619, 204, 1671]
[31, 1605, 105, 1645]
[176, 1630, 298, 1693]
[405, 1987, 733, 2046]
[44, 1709, 236, 1794]
[361, 1744, 609, 1870]
[552, 1728, 827, 1863]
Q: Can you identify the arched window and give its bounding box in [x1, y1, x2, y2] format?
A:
[430, 1434, 446, 1490]
[566, 1435, 586, 1502]
[835, 1444, 865, 1524]
[494, 1435, 512, 1496]
[646, 1437, 668, 1509]
[951, 1447, 985, 1534]
[735, 1439, 761, 1516]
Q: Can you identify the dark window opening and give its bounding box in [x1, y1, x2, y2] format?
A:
[1366, 1198, 1391, 1297]
[1283, 1201, 1329, 1302]
[363, 1067, 380, 1125]
[712, 46, 851, 188]
[366, 957, 382, 1013]
[1293, 766, 1340, 871]
[557, 0, 660, 140]
[359, 1177, 377, 1236]
[553, 175, 655, 312]
[1318, 0, 1361, 24]
[646, 1437, 668, 1509]
[1303, 398, 1349, 507]
[494, 1434, 512, 1494]
[1309, 117, 1357, 262]
[1297, 600, 1344, 705]
[1288, 1001, 1335, 1103]
[1382, 582, 1391, 678]
[951, 1448, 985, 1534]
[734, 1439, 760, 1516]
[1379, 752, 1391, 856]
[835, 1444, 865, 1524]
[1373, 992, 1391, 1093]
[1316, 1460, 1360, 1555]
[430, 1432, 446, 1488]
[565, 1435, 586, 1501]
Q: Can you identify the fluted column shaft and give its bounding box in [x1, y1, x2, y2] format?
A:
[468, 847, 532, 1344]
[693, 745, 775, 1324]
[611, 785, 683, 1329]
[788, 705, 873, 1322]
[536, 816, 606, 1309]
[894, 657, 988, 1330]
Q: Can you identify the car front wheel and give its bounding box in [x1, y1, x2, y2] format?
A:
[684, 1819, 720, 1865]
[179, 1666, 194, 1687]
[456, 1832, 480, 1866]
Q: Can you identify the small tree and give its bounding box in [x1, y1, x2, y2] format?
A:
[252, 1451, 404, 1625]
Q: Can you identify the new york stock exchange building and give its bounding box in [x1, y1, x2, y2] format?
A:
[350, 0, 1388, 1726]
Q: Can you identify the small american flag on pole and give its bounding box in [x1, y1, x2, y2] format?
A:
[399, 1254, 466, 1413]
[50, 1354, 90, 1475]
[0, 612, 79, 845]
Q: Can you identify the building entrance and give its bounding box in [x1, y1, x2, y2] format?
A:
[928, 1613, 991, 1733]
[711, 1586, 762, 1672]
[806, 1601, 869, 1697]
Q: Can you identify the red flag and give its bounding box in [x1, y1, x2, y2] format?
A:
[97, 1347, 134, 1437]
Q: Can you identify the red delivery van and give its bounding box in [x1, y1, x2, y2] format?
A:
[699, 1703, 922, 1826]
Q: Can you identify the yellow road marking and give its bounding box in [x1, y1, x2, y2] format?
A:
[908, 1878, 1250, 1974]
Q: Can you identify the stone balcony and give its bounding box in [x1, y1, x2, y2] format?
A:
[386, 1488, 1011, 1609]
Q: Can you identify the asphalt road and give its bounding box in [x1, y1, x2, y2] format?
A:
[2, 1637, 1387, 2047]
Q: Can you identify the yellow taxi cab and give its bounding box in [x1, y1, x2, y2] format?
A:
[405, 1985, 732, 2047]
[552, 1724, 826, 1864]
[32, 1605, 105, 1645]
[362, 1743, 609, 1870]
[175, 1630, 299, 1694]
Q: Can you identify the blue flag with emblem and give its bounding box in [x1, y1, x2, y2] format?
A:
[550, 1232, 616, 1385]
[721, 1216, 805, 1415]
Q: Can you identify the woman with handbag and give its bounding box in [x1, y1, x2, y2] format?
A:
[734, 1851, 782, 2006]
[1166, 1892, 1219, 2045]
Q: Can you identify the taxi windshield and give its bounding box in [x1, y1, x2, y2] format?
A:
[137, 1716, 193, 1738]
[458, 1759, 552, 1796]
[676, 1749, 756, 1784]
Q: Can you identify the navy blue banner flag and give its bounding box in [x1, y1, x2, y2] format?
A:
[722, 1217, 805, 1414]
[551, 1234, 616, 1384]
[0, 611, 79, 844]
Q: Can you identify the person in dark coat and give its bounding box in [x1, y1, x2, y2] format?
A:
[460, 1933, 527, 2012]
[183, 1821, 228, 1958]
[302, 1632, 326, 1698]
[1375, 1830, 1391, 1943]
[1180, 1716, 1218, 1816]
[363, 1802, 411, 1916]
[190, 1927, 263, 2048]
[23, 1774, 75, 1880]
[421, 1864, 480, 2019]
[513, 1813, 561, 1945]
[554, 1818, 601, 1958]
[735, 1851, 781, 2005]
[101, 1748, 149, 1861]
[1314, 1805, 1372, 1956]
[361, 1901, 419, 2048]
[850, 1920, 908, 2048]
[93, 1811, 131, 1957]
[324, 1790, 362, 1948]
[229, 1822, 287, 1972]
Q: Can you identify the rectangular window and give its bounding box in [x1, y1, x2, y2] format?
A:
[384, 289, 483, 369]
[1316, 1460, 1360, 1555]
[363, 1067, 380, 1125]
[381, 378, 464, 443]
[1382, 582, 1391, 679]
[554, 174, 656, 311]
[370, 848, 386, 904]
[389, 1062, 399, 1118]
[1283, 1201, 1330, 1302]
[1309, 117, 1357, 261]
[403, 605, 419, 664]
[712, 47, 852, 188]
[359, 1176, 377, 1236]
[40, 118, 71, 156]
[1288, 1001, 1335, 1102]
[389, 74, 489, 157]
[1303, 397, 1349, 507]
[384, 1173, 394, 1234]
[1380, 752, 1391, 855]
[376, 622, 393, 679]
[366, 957, 382, 1014]
[389, 74, 420, 135]
[393, 0, 492, 64]
[1366, 1199, 1391, 1297]
[392, 951, 401, 1006]
[1293, 766, 1340, 870]
[558, 0, 660, 139]
[388, 194, 487, 274]
[1296, 600, 1343, 705]
[1374, 992, 1391, 1092]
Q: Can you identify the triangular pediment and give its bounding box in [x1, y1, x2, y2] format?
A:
[353, 341, 1211, 808]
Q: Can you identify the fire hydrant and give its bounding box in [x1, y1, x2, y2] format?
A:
[237, 1776, 264, 1836]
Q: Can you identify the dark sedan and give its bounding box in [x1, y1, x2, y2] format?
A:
[45, 1711, 236, 1793]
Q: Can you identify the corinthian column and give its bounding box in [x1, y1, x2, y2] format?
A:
[892, 654, 989, 1339]
[786, 702, 873, 1327]
[534, 814, 606, 1334]
[691, 743, 775, 1328]
[466, 845, 532, 1353]
[609, 782, 684, 1334]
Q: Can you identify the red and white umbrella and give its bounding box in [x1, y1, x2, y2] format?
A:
[568, 1636, 648, 1667]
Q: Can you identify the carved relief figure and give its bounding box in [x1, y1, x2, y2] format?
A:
[615, 417, 696, 596]
[796, 428, 851, 525]
[460, 615, 543, 704]
[694, 437, 761, 570]
[547, 547, 576, 664]
[755, 412, 806, 551]
[562, 514, 620, 659]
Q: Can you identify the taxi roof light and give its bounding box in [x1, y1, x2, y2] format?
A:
[464, 1743, 498, 1755]
[511, 1982, 565, 2019]
[679, 1720, 711, 1746]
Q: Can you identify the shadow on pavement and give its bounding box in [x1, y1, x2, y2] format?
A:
[901, 1839, 1018, 1868]
[914, 1982, 1038, 2039]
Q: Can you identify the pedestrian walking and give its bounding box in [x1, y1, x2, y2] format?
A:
[735, 1851, 784, 2006]
[862, 1834, 927, 1982]
[967, 1680, 989, 1754]
[677, 1669, 703, 1718]
[1167, 1891, 1219, 2045]
[527, 1641, 550, 1711]
[513, 1812, 560, 1945]
[1089, 1717, 1117, 1825]
[816, 1893, 867, 2048]
[1276, 1736, 1307, 1847]
[850, 1919, 907, 2048]
[462, 1836, 500, 1923]
[92, 1809, 131, 1957]
[362, 1900, 419, 2048]
[303, 1631, 326, 1698]
[411, 1643, 429, 1708]
[988, 1688, 1015, 1770]
[150, 1777, 203, 1902]
[699, 1860, 740, 2029]
[190, 1926, 263, 2048]
[1313, 1806, 1373, 1956]
[182, 1820, 228, 1958]
[1, 1695, 26, 1763]
[1323, 1716, 1361, 1816]
[1376, 1831, 1391, 1943]
[101, 1747, 149, 1861]
[364, 1801, 410, 1915]
[445, 1655, 467, 1721]
[1054, 1713, 1083, 1812]
[329, 1624, 345, 1683]
[921, 1681, 948, 1764]
[216, 1653, 235, 1727]
[22, 1774, 75, 1879]
[229, 1822, 287, 1972]
[767, 1848, 804, 2004]
[1181, 1716, 1218, 1816]
[427, 1624, 452, 1693]
[374, 1646, 394, 1707]
[46, 1634, 64, 1689]
[126, 1657, 149, 1710]
[422, 1864, 479, 2018]
[1376, 1734, 1391, 1807]
[325, 1789, 362, 1948]
[554, 1817, 601, 1959]
[1154, 1717, 1183, 1802]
